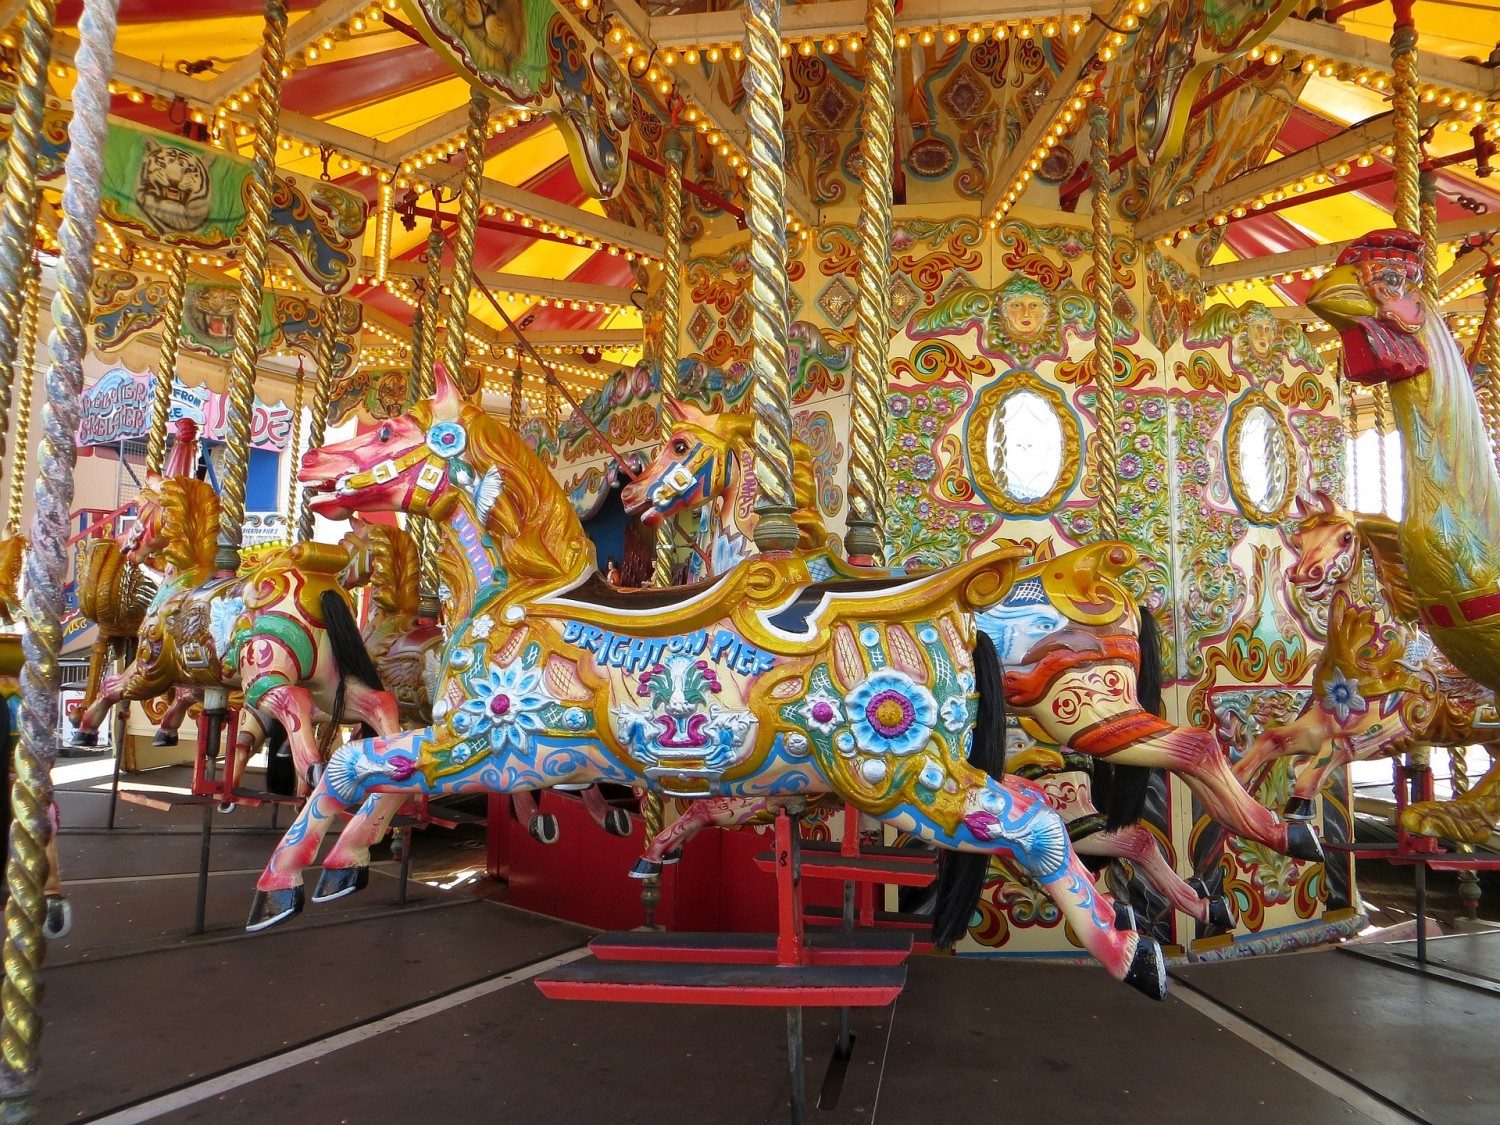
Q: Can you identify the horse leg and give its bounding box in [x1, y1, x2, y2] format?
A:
[1230, 720, 1319, 789]
[511, 790, 558, 844]
[42, 802, 71, 939]
[152, 687, 196, 747]
[629, 798, 759, 878]
[1077, 826, 1232, 929]
[1106, 729, 1322, 863]
[342, 679, 402, 738]
[315, 793, 406, 902]
[910, 772, 1164, 997]
[1283, 735, 1364, 821]
[71, 638, 111, 746]
[582, 785, 632, 837]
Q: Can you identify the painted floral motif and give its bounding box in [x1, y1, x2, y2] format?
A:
[451, 662, 550, 758]
[797, 689, 844, 734]
[470, 613, 495, 641]
[1319, 668, 1368, 725]
[848, 670, 937, 757]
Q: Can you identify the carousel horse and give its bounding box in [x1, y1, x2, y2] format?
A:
[250, 365, 1175, 998]
[1308, 228, 1500, 844]
[71, 465, 401, 794]
[1232, 492, 1499, 817]
[619, 400, 1316, 880]
[337, 518, 631, 842]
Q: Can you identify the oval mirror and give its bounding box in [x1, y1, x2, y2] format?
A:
[1227, 392, 1294, 522]
[969, 373, 1080, 516]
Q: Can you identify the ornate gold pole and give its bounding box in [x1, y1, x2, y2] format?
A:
[1088, 94, 1120, 542]
[5, 258, 40, 533]
[414, 228, 444, 619]
[143, 249, 188, 478]
[1419, 170, 1438, 303]
[509, 369, 523, 430]
[283, 365, 304, 540]
[213, 0, 288, 574]
[844, 0, 895, 566]
[2, 0, 116, 1109]
[296, 298, 339, 544]
[1477, 272, 1500, 474]
[1373, 383, 1390, 516]
[742, 0, 799, 554]
[651, 135, 687, 587]
[1390, 0, 1421, 235]
[0, 0, 57, 444]
[439, 87, 488, 386]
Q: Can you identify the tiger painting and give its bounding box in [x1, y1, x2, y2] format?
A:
[136, 140, 211, 234]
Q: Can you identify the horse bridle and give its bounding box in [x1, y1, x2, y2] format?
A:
[335, 422, 468, 518]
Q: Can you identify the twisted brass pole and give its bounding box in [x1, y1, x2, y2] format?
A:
[1088, 95, 1120, 542]
[1419, 170, 1438, 303]
[651, 136, 687, 587]
[144, 249, 188, 478]
[1373, 383, 1390, 516]
[1, 0, 116, 1109]
[213, 0, 288, 574]
[844, 0, 895, 566]
[742, 0, 799, 553]
[0, 0, 57, 453]
[283, 366, 305, 540]
[509, 369, 523, 430]
[295, 300, 340, 546]
[1390, 1, 1421, 235]
[415, 228, 444, 617]
[5, 258, 40, 534]
[296, 299, 339, 544]
[439, 87, 488, 387]
[1479, 273, 1500, 475]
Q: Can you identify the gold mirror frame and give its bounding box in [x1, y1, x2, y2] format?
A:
[968, 370, 1081, 517]
[1226, 387, 1296, 523]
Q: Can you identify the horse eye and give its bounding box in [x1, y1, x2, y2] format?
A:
[377, 424, 392, 442]
[672, 440, 688, 454]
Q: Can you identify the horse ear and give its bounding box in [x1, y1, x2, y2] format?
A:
[432, 363, 463, 419]
[664, 398, 688, 423]
[1291, 493, 1311, 520]
[1313, 488, 1335, 514]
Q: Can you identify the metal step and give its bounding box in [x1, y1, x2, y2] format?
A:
[535, 956, 907, 1007]
[588, 928, 912, 967]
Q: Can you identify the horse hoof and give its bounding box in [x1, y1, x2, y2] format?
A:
[71, 730, 97, 748]
[312, 865, 370, 903]
[1282, 796, 1316, 822]
[661, 847, 683, 866]
[246, 884, 305, 932]
[1113, 902, 1139, 932]
[306, 763, 325, 788]
[529, 813, 560, 845]
[44, 896, 71, 939]
[1206, 895, 1236, 931]
[152, 731, 179, 747]
[629, 859, 661, 880]
[1123, 936, 1167, 1001]
[1284, 821, 1325, 864]
[603, 808, 632, 837]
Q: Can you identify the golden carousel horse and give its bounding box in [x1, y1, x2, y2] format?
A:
[1233, 492, 1499, 818]
[1308, 228, 1500, 843]
[72, 466, 401, 795]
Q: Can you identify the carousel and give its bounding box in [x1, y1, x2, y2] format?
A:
[1, 0, 1499, 1120]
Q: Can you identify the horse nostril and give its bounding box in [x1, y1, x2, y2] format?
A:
[1309, 565, 1323, 581]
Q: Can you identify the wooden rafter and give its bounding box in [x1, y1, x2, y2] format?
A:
[652, 0, 1077, 48]
[206, 0, 370, 101]
[1267, 17, 1500, 102]
[376, 257, 637, 309]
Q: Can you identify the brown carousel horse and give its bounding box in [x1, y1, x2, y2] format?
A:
[1233, 492, 1500, 819]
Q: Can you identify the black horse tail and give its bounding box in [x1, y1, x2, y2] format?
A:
[321, 590, 382, 746]
[1091, 605, 1162, 832]
[264, 718, 296, 796]
[932, 630, 1006, 950]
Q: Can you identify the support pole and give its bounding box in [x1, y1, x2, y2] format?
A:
[414, 228, 444, 619]
[439, 87, 488, 387]
[1419, 170, 1439, 303]
[1478, 273, 1500, 475]
[5, 258, 41, 533]
[651, 135, 687, 588]
[283, 365, 305, 538]
[296, 299, 340, 543]
[1088, 94, 1120, 542]
[143, 249, 188, 478]
[509, 369, 523, 430]
[742, 0, 800, 555]
[844, 0, 895, 567]
[1389, 0, 1421, 236]
[1, 0, 117, 1110]
[0, 0, 57, 445]
[212, 0, 289, 575]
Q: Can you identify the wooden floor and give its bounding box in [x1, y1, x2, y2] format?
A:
[35, 763, 1500, 1124]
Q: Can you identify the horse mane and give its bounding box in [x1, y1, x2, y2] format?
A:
[152, 477, 220, 575]
[364, 524, 420, 617]
[1355, 514, 1420, 625]
[416, 398, 594, 584]
[711, 413, 826, 552]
